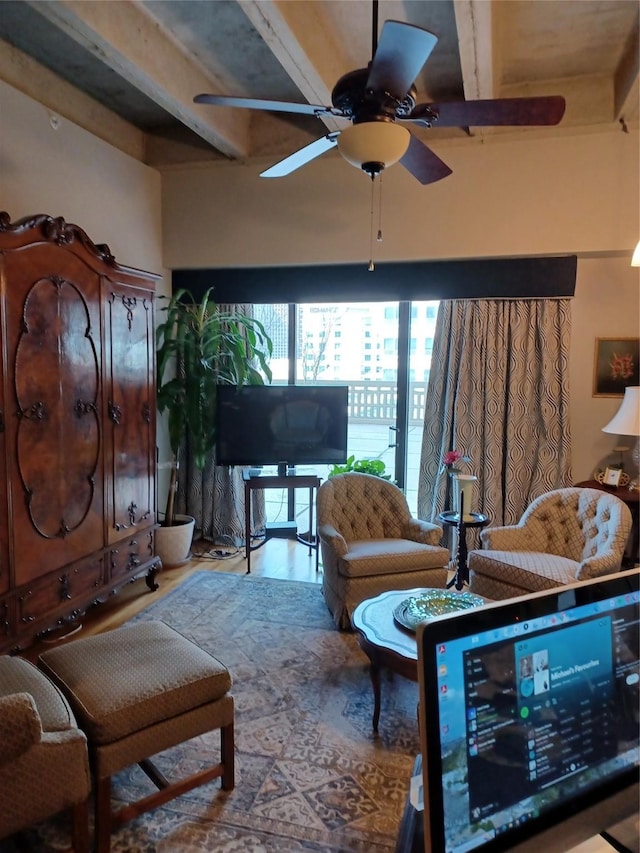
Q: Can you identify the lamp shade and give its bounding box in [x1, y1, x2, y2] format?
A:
[632, 241, 640, 267]
[337, 122, 410, 175]
[602, 386, 640, 436]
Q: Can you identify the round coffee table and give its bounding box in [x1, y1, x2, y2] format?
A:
[351, 588, 425, 734]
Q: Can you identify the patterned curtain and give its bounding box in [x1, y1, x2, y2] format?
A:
[175, 303, 266, 546]
[417, 299, 573, 528]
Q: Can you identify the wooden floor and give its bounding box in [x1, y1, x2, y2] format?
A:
[29, 537, 323, 655]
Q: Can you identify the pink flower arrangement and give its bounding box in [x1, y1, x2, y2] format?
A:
[443, 450, 463, 467]
[441, 450, 472, 474]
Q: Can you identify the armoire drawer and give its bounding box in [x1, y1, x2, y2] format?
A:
[14, 558, 104, 628]
[109, 527, 155, 582]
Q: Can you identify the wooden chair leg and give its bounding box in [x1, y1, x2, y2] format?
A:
[71, 798, 90, 853]
[221, 721, 235, 791]
[95, 775, 112, 853]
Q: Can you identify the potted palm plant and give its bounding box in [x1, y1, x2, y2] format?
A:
[155, 287, 272, 565]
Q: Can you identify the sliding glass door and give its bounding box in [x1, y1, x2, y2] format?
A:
[252, 300, 439, 523]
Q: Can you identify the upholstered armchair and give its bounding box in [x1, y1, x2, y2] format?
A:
[317, 472, 450, 629]
[468, 487, 633, 600]
[0, 656, 90, 851]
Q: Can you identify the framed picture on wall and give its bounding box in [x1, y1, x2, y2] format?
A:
[593, 337, 640, 397]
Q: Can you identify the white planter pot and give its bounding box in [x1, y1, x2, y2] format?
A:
[450, 474, 478, 521]
[155, 514, 195, 568]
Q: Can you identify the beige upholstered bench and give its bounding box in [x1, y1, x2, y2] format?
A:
[39, 620, 235, 853]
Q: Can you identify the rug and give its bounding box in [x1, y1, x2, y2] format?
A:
[9, 572, 421, 852]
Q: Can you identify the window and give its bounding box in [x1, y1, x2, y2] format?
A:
[252, 299, 439, 517]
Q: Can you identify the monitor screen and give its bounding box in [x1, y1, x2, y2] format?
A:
[215, 384, 349, 467]
[417, 569, 639, 853]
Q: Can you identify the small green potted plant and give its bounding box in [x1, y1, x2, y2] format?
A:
[328, 455, 393, 481]
[155, 287, 272, 564]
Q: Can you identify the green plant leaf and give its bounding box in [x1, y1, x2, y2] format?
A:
[328, 456, 392, 481]
[156, 287, 273, 488]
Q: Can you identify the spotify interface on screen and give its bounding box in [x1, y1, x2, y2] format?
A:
[433, 589, 639, 849]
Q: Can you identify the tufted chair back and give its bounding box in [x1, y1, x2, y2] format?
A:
[486, 488, 632, 574]
[468, 487, 632, 601]
[316, 472, 450, 629]
[317, 472, 411, 541]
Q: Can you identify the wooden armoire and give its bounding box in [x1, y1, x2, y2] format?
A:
[0, 212, 161, 653]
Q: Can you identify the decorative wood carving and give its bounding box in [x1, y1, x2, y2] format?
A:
[0, 212, 162, 653]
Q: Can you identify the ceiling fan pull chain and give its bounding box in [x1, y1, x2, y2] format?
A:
[377, 174, 384, 242]
[368, 177, 376, 271]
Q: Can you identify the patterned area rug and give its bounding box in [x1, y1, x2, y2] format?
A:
[10, 572, 420, 852]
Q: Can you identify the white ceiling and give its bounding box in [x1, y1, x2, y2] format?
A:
[0, 0, 638, 171]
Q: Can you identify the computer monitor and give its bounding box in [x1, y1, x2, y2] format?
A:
[417, 569, 639, 853]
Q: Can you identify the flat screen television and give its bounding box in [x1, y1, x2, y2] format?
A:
[215, 384, 349, 469]
[416, 569, 639, 853]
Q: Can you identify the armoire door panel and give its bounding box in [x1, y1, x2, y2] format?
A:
[2, 247, 104, 584]
[15, 277, 101, 536]
[105, 283, 156, 543]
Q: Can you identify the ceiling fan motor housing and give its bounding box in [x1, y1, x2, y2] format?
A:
[331, 68, 416, 123]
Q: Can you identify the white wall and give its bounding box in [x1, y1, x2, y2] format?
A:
[1, 80, 164, 274]
[571, 257, 640, 482]
[1, 79, 173, 497]
[161, 128, 639, 268]
[160, 128, 640, 485]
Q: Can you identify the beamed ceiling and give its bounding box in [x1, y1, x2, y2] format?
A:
[0, 0, 638, 172]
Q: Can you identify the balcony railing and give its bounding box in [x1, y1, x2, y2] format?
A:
[313, 380, 427, 425]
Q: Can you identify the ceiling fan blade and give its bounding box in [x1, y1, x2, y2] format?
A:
[400, 134, 452, 185]
[194, 93, 339, 117]
[260, 133, 340, 178]
[410, 96, 566, 127]
[366, 20, 438, 101]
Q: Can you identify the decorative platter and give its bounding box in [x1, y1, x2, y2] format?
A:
[393, 590, 485, 632]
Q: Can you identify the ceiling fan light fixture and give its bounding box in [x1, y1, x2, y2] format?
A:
[337, 122, 410, 176]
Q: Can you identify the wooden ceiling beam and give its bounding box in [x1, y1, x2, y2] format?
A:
[453, 0, 497, 102]
[614, 15, 639, 123]
[238, 0, 346, 133]
[24, 0, 251, 158]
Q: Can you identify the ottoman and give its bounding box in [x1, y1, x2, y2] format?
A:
[39, 620, 234, 853]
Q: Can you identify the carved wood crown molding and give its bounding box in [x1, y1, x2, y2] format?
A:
[0, 211, 115, 264]
[0, 213, 162, 284]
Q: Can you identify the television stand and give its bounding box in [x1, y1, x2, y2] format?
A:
[242, 471, 321, 573]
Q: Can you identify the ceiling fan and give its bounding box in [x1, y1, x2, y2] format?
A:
[194, 2, 565, 185]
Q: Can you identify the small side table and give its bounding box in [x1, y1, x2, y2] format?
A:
[438, 511, 489, 590]
[242, 471, 321, 573]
